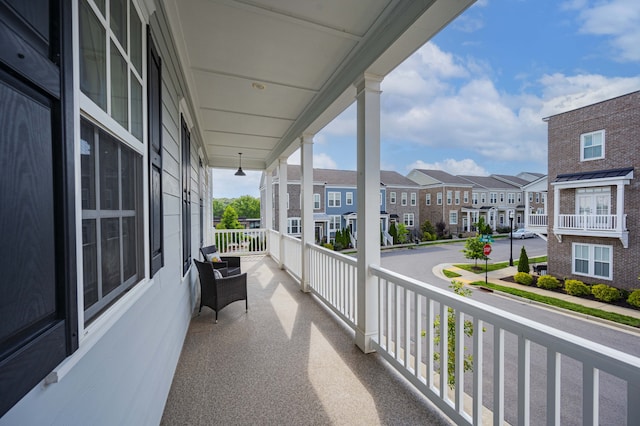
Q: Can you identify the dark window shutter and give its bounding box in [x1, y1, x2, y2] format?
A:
[0, 0, 77, 416]
[181, 116, 191, 275]
[148, 28, 163, 277]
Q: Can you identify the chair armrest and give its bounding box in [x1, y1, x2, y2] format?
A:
[220, 256, 240, 268]
[212, 260, 228, 270]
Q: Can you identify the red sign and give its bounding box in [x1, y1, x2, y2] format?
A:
[483, 244, 492, 256]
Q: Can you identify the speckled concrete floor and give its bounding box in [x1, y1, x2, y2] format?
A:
[161, 256, 452, 426]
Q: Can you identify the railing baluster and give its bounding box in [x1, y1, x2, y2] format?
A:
[546, 350, 561, 426]
[518, 336, 531, 426]
[455, 309, 464, 415]
[440, 302, 448, 401]
[427, 298, 434, 389]
[493, 327, 504, 426]
[473, 318, 483, 426]
[582, 363, 599, 425]
[414, 293, 422, 380]
[404, 288, 411, 370]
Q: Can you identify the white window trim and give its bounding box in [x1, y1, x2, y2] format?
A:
[580, 129, 605, 162]
[313, 193, 320, 210]
[572, 242, 613, 280]
[403, 213, 414, 227]
[410, 192, 416, 206]
[401, 192, 407, 206]
[449, 210, 458, 225]
[437, 192, 442, 205]
[426, 193, 431, 205]
[346, 191, 353, 205]
[287, 217, 301, 235]
[328, 191, 341, 208]
[390, 191, 396, 204]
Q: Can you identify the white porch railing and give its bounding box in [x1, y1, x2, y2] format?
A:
[281, 234, 302, 280]
[528, 213, 548, 227]
[308, 244, 358, 328]
[262, 229, 640, 425]
[556, 214, 625, 231]
[267, 229, 279, 261]
[382, 230, 393, 246]
[212, 228, 268, 254]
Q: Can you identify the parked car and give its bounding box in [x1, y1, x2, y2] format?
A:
[512, 228, 535, 239]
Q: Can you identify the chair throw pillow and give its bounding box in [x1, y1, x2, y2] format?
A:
[206, 252, 222, 263]
[213, 268, 223, 279]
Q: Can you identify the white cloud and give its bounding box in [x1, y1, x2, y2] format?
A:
[313, 153, 338, 169]
[212, 169, 262, 198]
[575, 0, 640, 62]
[408, 158, 488, 176]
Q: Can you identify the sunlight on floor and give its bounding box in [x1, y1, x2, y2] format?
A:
[255, 263, 274, 289]
[270, 283, 298, 340]
[308, 323, 381, 424]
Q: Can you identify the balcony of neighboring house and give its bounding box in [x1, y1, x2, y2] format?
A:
[551, 168, 633, 248]
[523, 176, 549, 238]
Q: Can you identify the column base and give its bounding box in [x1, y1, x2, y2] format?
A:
[355, 328, 377, 354]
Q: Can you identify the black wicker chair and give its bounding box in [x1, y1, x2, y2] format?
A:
[200, 245, 241, 276]
[194, 259, 248, 323]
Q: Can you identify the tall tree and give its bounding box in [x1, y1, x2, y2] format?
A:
[216, 205, 244, 229]
[230, 195, 260, 218]
[462, 236, 485, 267]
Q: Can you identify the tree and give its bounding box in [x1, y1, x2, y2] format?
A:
[462, 236, 485, 268]
[212, 198, 230, 219]
[475, 216, 492, 235]
[396, 223, 409, 244]
[421, 220, 436, 241]
[216, 205, 243, 229]
[230, 195, 260, 218]
[518, 246, 530, 273]
[389, 221, 398, 244]
[435, 220, 447, 239]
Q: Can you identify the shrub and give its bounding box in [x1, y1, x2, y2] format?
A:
[514, 272, 534, 286]
[564, 279, 591, 297]
[537, 275, 561, 290]
[591, 284, 621, 302]
[322, 242, 334, 251]
[627, 290, 640, 308]
[517, 246, 530, 273]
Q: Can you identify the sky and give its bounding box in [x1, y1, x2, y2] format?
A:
[213, 0, 640, 198]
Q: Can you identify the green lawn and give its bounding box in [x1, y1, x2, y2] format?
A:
[455, 256, 547, 274]
[443, 269, 462, 278]
[470, 281, 640, 328]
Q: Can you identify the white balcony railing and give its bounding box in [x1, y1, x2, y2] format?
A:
[528, 213, 548, 227]
[557, 214, 625, 231]
[212, 228, 268, 255]
[282, 234, 302, 280]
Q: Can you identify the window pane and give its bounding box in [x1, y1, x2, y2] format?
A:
[101, 218, 121, 296]
[594, 261, 609, 278]
[110, 41, 128, 129]
[81, 120, 96, 209]
[94, 0, 105, 15]
[130, 2, 143, 74]
[575, 258, 589, 274]
[100, 132, 120, 210]
[122, 216, 137, 281]
[131, 74, 142, 140]
[82, 219, 98, 309]
[121, 144, 136, 210]
[110, 0, 127, 50]
[80, 0, 106, 109]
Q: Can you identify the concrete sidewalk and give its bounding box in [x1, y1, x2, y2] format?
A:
[437, 263, 640, 326]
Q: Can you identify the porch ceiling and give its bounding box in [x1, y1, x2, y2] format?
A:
[162, 0, 475, 171]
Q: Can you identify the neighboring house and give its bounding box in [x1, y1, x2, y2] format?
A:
[262, 166, 420, 245]
[406, 169, 474, 235]
[546, 91, 639, 291]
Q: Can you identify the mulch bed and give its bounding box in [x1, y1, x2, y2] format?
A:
[501, 275, 639, 311]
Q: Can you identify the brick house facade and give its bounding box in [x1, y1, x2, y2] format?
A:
[546, 91, 639, 291]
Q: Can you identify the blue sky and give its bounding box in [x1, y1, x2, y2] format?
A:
[213, 0, 640, 198]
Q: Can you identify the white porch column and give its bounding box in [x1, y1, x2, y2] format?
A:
[355, 73, 382, 353]
[300, 134, 314, 292]
[524, 190, 530, 228]
[553, 186, 560, 231]
[466, 211, 471, 232]
[278, 158, 288, 269]
[616, 182, 625, 231]
[265, 168, 273, 231]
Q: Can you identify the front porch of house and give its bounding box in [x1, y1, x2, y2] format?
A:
[162, 255, 452, 425]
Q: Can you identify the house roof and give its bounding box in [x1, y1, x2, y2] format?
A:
[380, 170, 420, 187]
[412, 169, 473, 186]
[491, 174, 530, 187]
[458, 175, 520, 190]
[273, 166, 418, 188]
[554, 167, 634, 182]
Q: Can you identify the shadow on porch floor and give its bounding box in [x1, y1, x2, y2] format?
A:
[161, 255, 451, 425]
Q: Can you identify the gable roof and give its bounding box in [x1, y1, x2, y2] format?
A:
[458, 175, 520, 190]
[411, 169, 474, 185]
[491, 174, 530, 187]
[380, 170, 420, 187]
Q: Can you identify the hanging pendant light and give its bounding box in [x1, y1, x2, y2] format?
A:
[234, 152, 246, 176]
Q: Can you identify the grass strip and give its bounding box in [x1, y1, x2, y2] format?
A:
[455, 256, 548, 274]
[470, 281, 640, 328]
[443, 269, 461, 278]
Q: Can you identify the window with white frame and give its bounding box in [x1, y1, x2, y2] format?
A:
[403, 213, 414, 227]
[480, 193, 486, 203]
[81, 118, 143, 322]
[328, 215, 341, 235]
[472, 193, 478, 205]
[573, 243, 612, 279]
[581, 130, 605, 161]
[576, 187, 610, 215]
[508, 193, 515, 204]
[287, 218, 301, 235]
[454, 191, 460, 205]
[447, 190, 452, 205]
[380, 192, 383, 206]
[449, 210, 458, 225]
[328, 191, 341, 207]
[500, 193, 505, 203]
[463, 191, 469, 204]
[529, 193, 533, 202]
[313, 193, 320, 209]
[80, 0, 144, 141]
[535, 193, 540, 203]
[346, 191, 353, 205]
[401, 192, 407, 206]
[426, 193, 431, 205]
[517, 193, 522, 203]
[437, 192, 442, 205]
[390, 191, 396, 204]
[410, 192, 416, 206]
[490, 192, 497, 204]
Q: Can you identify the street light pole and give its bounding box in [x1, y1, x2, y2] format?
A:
[509, 211, 514, 266]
